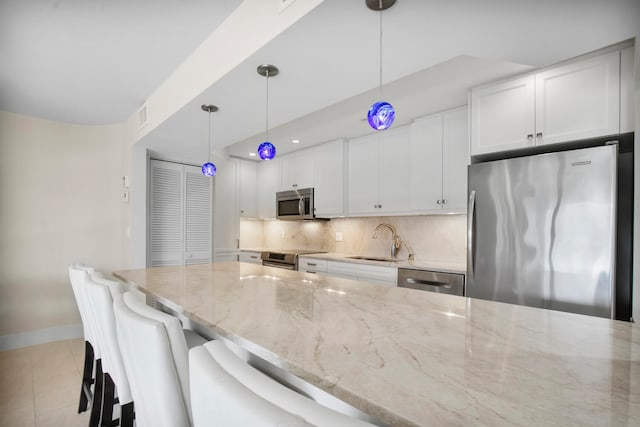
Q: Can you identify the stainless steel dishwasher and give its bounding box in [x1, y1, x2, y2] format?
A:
[397, 268, 465, 296]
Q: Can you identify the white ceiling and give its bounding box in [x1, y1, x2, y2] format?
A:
[0, 0, 241, 125]
[2, 0, 639, 163]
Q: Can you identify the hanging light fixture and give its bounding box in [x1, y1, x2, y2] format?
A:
[366, 0, 396, 131]
[201, 104, 218, 176]
[256, 64, 279, 160]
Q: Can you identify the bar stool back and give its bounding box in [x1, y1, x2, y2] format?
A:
[68, 265, 103, 427]
[189, 345, 313, 426]
[113, 292, 192, 427]
[84, 274, 134, 427]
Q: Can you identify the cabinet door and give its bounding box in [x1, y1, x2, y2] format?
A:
[379, 125, 412, 214]
[294, 149, 315, 189]
[535, 51, 620, 145]
[257, 159, 279, 218]
[238, 160, 257, 218]
[314, 139, 345, 217]
[239, 251, 262, 264]
[470, 75, 535, 155]
[280, 150, 315, 190]
[348, 134, 380, 215]
[441, 107, 469, 211]
[620, 46, 635, 133]
[411, 113, 443, 211]
[149, 160, 184, 267]
[279, 154, 296, 190]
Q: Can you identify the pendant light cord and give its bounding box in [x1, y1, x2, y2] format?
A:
[265, 69, 270, 142]
[378, 6, 383, 99]
[207, 111, 212, 162]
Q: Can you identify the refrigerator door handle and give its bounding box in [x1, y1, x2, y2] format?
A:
[467, 190, 476, 287]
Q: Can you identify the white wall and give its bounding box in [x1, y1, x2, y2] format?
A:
[0, 111, 127, 342]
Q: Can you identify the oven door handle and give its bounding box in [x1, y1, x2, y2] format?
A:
[262, 260, 296, 270]
[298, 197, 305, 217]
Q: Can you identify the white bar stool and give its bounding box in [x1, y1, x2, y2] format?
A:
[190, 341, 376, 426]
[113, 291, 206, 427]
[68, 265, 103, 427]
[84, 273, 135, 427]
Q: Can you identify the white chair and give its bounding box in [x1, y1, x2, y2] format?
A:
[68, 265, 103, 427]
[191, 341, 375, 426]
[189, 344, 313, 427]
[84, 273, 135, 427]
[113, 291, 206, 427]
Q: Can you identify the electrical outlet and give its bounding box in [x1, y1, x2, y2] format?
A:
[281, 230, 286, 239]
[335, 231, 343, 242]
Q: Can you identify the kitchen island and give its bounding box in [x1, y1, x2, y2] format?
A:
[114, 262, 639, 427]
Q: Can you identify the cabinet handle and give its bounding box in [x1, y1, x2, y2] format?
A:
[292, 184, 298, 188]
[250, 255, 258, 259]
[436, 200, 442, 204]
[536, 132, 543, 138]
[527, 134, 533, 141]
[307, 263, 317, 266]
[240, 210, 244, 214]
[442, 199, 447, 204]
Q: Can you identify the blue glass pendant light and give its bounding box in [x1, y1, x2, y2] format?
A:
[201, 104, 218, 176]
[256, 64, 279, 160]
[366, 0, 396, 131]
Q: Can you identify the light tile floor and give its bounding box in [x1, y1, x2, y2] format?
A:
[0, 339, 91, 427]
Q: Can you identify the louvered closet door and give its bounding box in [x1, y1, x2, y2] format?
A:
[149, 160, 184, 266]
[184, 166, 211, 265]
[149, 161, 212, 267]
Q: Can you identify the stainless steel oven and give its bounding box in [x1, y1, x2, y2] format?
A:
[276, 188, 314, 221]
[261, 250, 326, 271]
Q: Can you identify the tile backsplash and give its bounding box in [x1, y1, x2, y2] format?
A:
[240, 214, 467, 263]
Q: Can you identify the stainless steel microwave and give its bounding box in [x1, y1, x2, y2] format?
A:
[276, 188, 314, 220]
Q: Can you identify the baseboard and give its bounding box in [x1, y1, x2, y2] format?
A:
[0, 323, 83, 351]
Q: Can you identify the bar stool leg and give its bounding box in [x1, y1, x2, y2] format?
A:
[100, 373, 115, 427]
[120, 402, 135, 427]
[89, 359, 104, 427]
[78, 341, 94, 413]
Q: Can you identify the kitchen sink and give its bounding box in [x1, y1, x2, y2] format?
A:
[347, 256, 402, 262]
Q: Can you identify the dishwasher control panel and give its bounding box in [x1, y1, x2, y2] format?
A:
[397, 268, 465, 296]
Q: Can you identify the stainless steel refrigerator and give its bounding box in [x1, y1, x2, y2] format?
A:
[467, 143, 632, 319]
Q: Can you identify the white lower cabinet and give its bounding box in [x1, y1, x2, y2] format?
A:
[239, 251, 262, 264]
[298, 257, 328, 275]
[327, 261, 397, 286]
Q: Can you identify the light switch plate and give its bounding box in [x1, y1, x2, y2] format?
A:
[335, 231, 343, 242]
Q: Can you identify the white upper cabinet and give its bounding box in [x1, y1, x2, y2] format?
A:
[620, 46, 635, 133]
[348, 125, 412, 216]
[238, 159, 257, 218]
[378, 125, 412, 214]
[412, 107, 469, 213]
[256, 158, 279, 219]
[535, 50, 620, 145]
[470, 75, 535, 155]
[442, 107, 470, 211]
[313, 139, 345, 217]
[471, 49, 624, 156]
[348, 133, 380, 215]
[280, 149, 314, 190]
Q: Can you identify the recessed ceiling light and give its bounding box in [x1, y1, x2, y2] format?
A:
[292, 139, 300, 144]
[249, 152, 256, 157]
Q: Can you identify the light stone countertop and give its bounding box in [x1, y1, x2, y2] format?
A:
[114, 262, 640, 427]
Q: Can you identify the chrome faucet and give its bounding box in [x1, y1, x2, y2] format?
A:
[372, 223, 401, 258]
